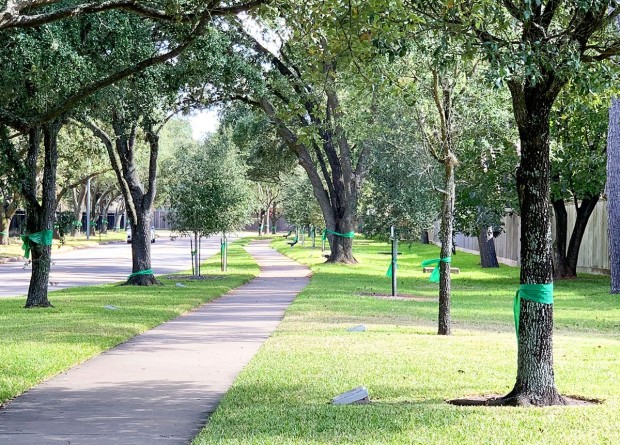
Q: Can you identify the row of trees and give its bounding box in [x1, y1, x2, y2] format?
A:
[1, 0, 619, 408]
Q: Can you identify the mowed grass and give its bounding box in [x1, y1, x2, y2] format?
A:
[193, 238, 620, 445]
[0, 241, 259, 405]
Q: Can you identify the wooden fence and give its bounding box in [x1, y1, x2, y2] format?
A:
[430, 200, 610, 274]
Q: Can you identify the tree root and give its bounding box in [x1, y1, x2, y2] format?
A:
[123, 275, 162, 286]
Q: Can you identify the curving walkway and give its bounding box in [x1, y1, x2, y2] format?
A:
[0, 240, 310, 444]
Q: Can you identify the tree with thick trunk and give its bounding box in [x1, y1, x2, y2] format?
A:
[552, 196, 600, 279]
[236, 35, 373, 263]
[21, 121, 62, 308]
[549, 73, 608, 279]
[505, 81, 565, 405]
[413, 0, 620, 405]
[85, 114, 159, 285]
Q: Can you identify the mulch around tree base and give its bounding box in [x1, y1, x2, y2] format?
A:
[447, 394, 601, 407]
[358, 292, 438, 302]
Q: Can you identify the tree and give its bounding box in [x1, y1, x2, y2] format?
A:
[413, 0, 620, 405]
[207, 4, 385, 263]
[0, 4, 237, 305]
[550, 74, 610, 279]
[168, 132, 252, 276]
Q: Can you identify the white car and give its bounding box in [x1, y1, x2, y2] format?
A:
[126, 227, 156, 244]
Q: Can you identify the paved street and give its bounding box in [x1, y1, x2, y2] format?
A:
[0, 233, 237, 298]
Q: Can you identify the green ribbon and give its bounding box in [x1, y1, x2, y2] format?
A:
[72, 220, 82, 227]
[128, 269, 153, 279]
[421, 257, 451, 283]
[20, 229, 54, 259]
[386, 260, 397, 278]
[0, 231, 8, 235]
[513, 283, 554, 337]
[321, 229, 355, 241]
[191, 250, 196, 256]
[220, 242, 227, 256]
[90, 221, 96, 226]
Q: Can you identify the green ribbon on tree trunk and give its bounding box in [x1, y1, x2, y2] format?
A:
[321, 229, 355, 241]
[20, 230, 53, 259]
[421, 257, 451, 283]
[386, 258, 397, 278]
[513, 283, 554, 338]
[220, 242, 227, 256]
[128, 269, 153, 279]
[0, 231, 8, 235]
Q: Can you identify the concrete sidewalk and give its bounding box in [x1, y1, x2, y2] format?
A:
[0, 240, 310, 444]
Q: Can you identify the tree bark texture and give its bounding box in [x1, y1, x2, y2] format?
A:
[608, 97, 620, 294]
[507, 80, 564, 406]
[23, 122, 61, 308]
[478, 226, 499, 268]
[438, 159, 455, 335]
[430, 70, 457, 336]
[552, 196, 599, 279]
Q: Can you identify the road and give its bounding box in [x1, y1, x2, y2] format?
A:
[0, 233, 237, 298]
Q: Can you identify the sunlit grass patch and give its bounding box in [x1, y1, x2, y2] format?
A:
[0, 241, 259, 404]
[193, 238, 620, 445]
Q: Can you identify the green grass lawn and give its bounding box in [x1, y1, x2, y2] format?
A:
[0, 230, 128, 259]
[0, 241, 259, 405]
[193, 238, 620, 445]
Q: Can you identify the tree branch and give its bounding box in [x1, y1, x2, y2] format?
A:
[0, 0, 268, 30]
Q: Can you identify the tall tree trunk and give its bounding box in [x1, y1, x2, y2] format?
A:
[429, 70, 457, 336]
[128, 212, 154, 285]
[504, 82, 564, 406]
[553, 196, 600, 279]
[552, 199, 569, 278]
[478, 226, 499, 268]
[24, 122, 61, 308]
[250, 45, 372, 264]
[608, 97, 620, 294]
[85, 114, 159, 286]
[438, 158, 456, 335]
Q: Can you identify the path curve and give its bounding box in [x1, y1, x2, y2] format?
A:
[0, 240, 310, 444]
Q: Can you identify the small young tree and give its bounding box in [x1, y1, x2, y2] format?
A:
[168, 133, 252, 276]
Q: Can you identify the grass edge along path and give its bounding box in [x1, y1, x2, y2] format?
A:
[0, 239, 259, 405]
[192, 237, 620, 445]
